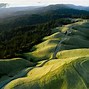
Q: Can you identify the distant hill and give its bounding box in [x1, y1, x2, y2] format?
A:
[64, 4, 89, 11]
[1, 4, 89, 18]
[0, 4, 89, 32]
[0, 6, 40, 18]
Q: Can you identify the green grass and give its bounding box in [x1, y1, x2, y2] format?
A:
[3, 49, 89, 89]
[56, 49, 89, 59]
[43, 32, 63, 40]
[0, 67, 33, 89]
[62, 36, 89, 47]
[72, 20, 89, 38]
[0, 58, 33, 77]
[24, 38, 60, 62]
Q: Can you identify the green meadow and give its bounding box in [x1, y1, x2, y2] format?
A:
[3, 50, 89, 89]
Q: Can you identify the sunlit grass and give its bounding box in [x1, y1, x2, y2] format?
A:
[3, 49, 89, 89]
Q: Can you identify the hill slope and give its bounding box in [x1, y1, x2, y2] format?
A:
[3, 49, 89, 89]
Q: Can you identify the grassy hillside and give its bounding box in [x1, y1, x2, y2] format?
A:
[0, 58, 33, 76]
[3, 49, 89, 89]
[1, 20, 89, 89]
[0, 58, 33, 86]
[24, 34, 63, 62]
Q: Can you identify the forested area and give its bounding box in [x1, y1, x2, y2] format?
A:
[0, 18, 73, 58]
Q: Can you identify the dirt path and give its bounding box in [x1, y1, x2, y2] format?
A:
[52, 25, 73, 59]
[52, 20, 86, 59]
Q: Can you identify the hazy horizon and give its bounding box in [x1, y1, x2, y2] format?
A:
[0, 0, 89, 7]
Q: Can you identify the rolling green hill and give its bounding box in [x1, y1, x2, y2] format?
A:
[3, 50, 89, 89]
[1, 20, 89, 89]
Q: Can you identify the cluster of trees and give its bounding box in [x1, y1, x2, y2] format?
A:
[0, 18, 73, 59]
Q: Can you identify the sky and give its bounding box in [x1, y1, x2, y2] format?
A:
[0, 0, 89, 7]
